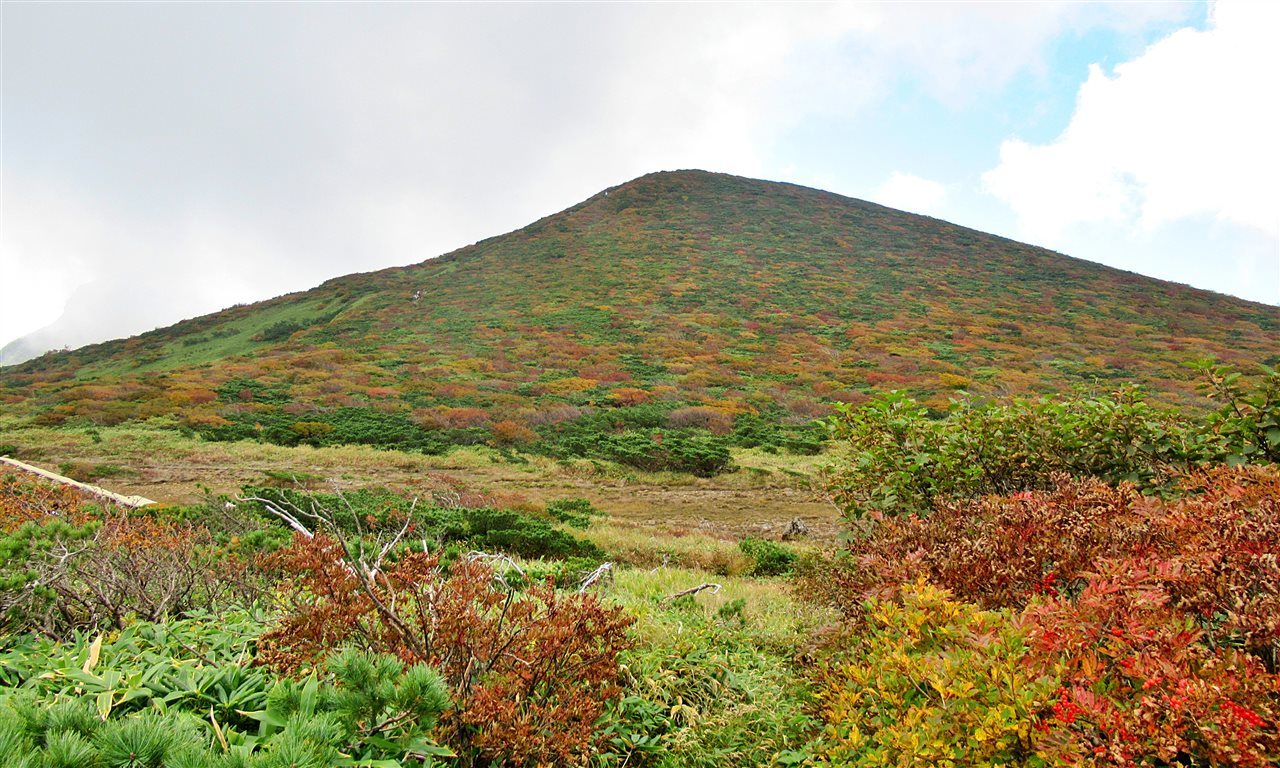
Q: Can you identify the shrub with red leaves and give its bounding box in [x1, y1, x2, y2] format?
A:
[258, 534, 635, 767]
[805, 466, 1280, 765]
[816, 467, 1280, 665]
[0, 474, 228, 635]
[1025, 561, 1280, 766]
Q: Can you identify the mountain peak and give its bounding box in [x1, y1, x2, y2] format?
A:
[4, 173, 1277, 438]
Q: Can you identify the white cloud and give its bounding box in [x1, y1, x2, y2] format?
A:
[854, 2, 1191, 106]
[875, 172, 947, 215]
[0, 2, 1213, 355]
[982, 1, 1280, 302]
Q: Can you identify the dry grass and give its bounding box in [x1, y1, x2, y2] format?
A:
[0, 423, 844, 541]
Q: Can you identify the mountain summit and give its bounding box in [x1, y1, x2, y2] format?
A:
[4, 170, 1278, 437]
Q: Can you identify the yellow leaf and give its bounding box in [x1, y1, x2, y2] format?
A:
[83, 634, 102, 674]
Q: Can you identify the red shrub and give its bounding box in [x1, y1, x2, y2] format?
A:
[259, 535, 635, 767]
[1025, 561, 1280, 766]
[804, 468, 1280, 764]
[826, 468, 1280, 662]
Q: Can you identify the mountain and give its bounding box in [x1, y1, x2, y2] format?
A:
[3, 170, 1278, 456]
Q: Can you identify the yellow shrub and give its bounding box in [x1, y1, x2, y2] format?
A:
[815, 581, 1057, 767]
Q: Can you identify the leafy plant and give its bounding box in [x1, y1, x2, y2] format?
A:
[737, 537, 796, 577]
[1192, 359, 1280, 465]
[1024, 561, 1280, 766]
[813, 580, 1058, 767]
[0, 506, 233, 637]
[258, 530, 635, 767]
[825, 385, 1229, 519]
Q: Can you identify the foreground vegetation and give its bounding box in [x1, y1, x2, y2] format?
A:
[1, 361, 1278, 766]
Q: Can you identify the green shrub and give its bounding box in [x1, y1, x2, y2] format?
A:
[253, 320, 306, 343]
[732, 414, 828, 455]
[826, 387, 1212, 519]
[242, 486, 604, 562]
[738, 537, 796, 577]
[464, 508, 605, 560]
[827, 362, 1280, 519]
[1192, 359, 1280, 464]
[598, 430, 734, 476]
[545, 497, 601, 528]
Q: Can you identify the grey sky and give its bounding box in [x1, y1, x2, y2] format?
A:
[2, 1, 1275, 360]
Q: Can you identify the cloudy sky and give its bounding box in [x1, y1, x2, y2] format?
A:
[2, 1, 1277, 357]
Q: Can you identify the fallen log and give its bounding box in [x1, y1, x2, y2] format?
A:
[0, 456, 156, 508]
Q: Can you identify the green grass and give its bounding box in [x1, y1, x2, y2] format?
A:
[77, 295, 344, 378]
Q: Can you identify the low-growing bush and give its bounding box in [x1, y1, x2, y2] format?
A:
[464, 508, 605, 560]
[1022, 561, 1280, 766]
[806, 463, 1280, 766]
[813, 581, 1058, 767]
[826, 386, 1217, 519]
[596, 430, 735, 476]
[0, 510, 231, 637]
[258, 534, 635, 766]
[738, 537, 797, 577]
[826, 361, 1280, 520]
[545, 497, 601, 528]
[243, 486, 604, 562]
[808, 467, 1280, 666]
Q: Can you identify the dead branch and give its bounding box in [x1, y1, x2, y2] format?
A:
[237, 495, 315, 538]
[663, 582, 722, 603]
[578, 562, 613, 593]
[466, 551, 526, 589]
[0, 456, 155, 508]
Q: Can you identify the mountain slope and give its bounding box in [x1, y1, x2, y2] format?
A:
[3, 170, 1277, 450]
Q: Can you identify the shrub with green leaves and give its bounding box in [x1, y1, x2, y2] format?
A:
[738, 537, 796, 577]
[827, 361, 1280, 520]
[596, 430, 735, 477]
[1192, 359, 1280, 465]
[827, 387, 1207, 519]
[252, 649, 452, 766]
[544, 497, 601, 528]
[242, 486, 604, 562]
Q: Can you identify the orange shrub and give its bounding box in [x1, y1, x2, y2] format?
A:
[259, 536, 635, 767]
[489, 419, 536, 446]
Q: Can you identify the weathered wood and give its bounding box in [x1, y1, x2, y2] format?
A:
[663, 582, 722, 603]
[0, 456, 156, 508]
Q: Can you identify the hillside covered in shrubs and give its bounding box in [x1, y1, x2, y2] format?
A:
[3, 171, 1277, 471]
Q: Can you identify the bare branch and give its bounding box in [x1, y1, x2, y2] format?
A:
[578, 562, 614, 593]
[466, 550, 526, 590]
[663, 582, 722, 603]
[237, 495, 314, 538]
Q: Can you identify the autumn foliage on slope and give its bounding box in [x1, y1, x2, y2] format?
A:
[5, 172, 1277, 461]
[807, 468, 1280, 766]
